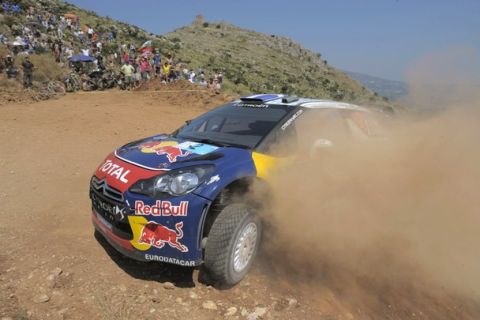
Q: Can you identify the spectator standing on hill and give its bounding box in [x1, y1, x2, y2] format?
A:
[214, 78, 221, 94]
[65, 47, 74, 60]
[199, 73, 207, 87]
[129, 43, 136, 54]
[153, 51, 161, 78]
[22, 57, 34, 89]
[5, 54, 15, 76]
[87, 25, 94, 40]
[166, 54, 174, 65]
[0, 34, 8, 44]
[120, 61, 134, 89]
[96, 53, 105, 71]
[66, 18, 72, 30]
[11, 3, 20, 15]
[139, 57, 151, 82]
[52, 41, 61, 62]
[1, 3, 10, 14]
[188, 70, 196, 83]
[108, 53, 116, 68]
[133, 60, 141, 86]
[171, 63, 181, 82]
[121, 51, 129, 64]
[161, 61, 171, 83]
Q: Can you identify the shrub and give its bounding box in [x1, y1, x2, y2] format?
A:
[27, 54, 64, 82]
[203, 22, 209, 28]
[102, 42, 118, 55]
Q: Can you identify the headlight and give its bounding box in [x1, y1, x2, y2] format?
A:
[130, 165, 214, 197]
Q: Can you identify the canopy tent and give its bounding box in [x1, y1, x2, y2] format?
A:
[12, 40, 26, 46]
[69, 54, 96, 62]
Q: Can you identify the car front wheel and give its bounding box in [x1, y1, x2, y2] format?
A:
[204, 204, 261, 287]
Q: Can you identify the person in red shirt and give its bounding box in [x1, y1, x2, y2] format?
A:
[139, 57, 151, 82]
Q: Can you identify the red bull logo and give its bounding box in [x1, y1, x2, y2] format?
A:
[135, 200, 188, 216]
[140, 141, 191, 162]
[139, 221, 188, 253]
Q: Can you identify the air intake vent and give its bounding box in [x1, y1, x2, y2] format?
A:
[282, 96, 299, 103]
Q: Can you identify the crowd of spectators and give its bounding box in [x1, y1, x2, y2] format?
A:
[0, 1, 223, 93]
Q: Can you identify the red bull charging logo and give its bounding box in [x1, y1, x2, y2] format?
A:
[139, 221, 188, 253]
[140, 141, 190, 162]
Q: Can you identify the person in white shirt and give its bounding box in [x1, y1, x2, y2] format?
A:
[87, 27, 94, 40]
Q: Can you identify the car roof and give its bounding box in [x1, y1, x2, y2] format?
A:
[234, 94, 370, 112]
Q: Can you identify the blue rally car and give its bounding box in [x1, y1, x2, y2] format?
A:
[90, 94, 384, 285]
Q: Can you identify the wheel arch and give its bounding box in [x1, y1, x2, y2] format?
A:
[199, 176, 270, 242]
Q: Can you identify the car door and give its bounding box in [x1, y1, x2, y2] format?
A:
[294, 108, 351, 153]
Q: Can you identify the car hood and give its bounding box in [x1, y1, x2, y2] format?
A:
[114, 135, 225, 170]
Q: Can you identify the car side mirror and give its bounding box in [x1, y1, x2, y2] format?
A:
[309, 138, 334, 157]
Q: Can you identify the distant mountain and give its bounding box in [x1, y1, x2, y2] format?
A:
[345, 71, 408, 101]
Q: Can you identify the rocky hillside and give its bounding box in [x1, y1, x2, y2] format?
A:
[163, 17, 387, 104]
[1, 0, 388, 106]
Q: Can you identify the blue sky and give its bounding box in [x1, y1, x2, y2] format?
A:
[67, 0, 479, 80]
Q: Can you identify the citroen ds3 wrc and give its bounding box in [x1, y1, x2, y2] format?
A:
[90, 94, 385, 286]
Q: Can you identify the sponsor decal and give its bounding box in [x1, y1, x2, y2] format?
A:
[135, 200, 188, 216]
[91, 193, 127, 221]
[206, 174, 220, 185]
[177, 141, 218, 155]
[145, 254, 196, 266]
[139, 221, 188, 252]
[236, 103, 268, 108]
[139, 141, 191, 162]
[281, 109, 304, 130]
[98, 159, 130, 183]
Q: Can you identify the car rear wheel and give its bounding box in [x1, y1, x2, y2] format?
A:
[204, 204, 261, 287]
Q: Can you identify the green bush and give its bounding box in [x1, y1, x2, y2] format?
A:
[102, 42, 118, 55]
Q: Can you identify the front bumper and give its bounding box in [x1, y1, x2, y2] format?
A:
[93, 211, 147, 261]
[91, 190, 211, 267]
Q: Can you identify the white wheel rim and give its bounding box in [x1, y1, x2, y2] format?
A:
[233, 222, 258, 273]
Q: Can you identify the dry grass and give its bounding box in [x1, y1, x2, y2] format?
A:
[0, 77, 22, 91]
[27, 54, 65, 83]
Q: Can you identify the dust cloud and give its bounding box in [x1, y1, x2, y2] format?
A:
[255, 49, 480, 317]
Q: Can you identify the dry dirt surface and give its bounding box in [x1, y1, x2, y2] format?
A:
[1, 89, 479, 320]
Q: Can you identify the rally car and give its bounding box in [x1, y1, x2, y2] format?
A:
[90, 94, 385, 286]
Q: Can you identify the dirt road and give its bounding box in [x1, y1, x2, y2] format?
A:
[1, 89, 479, 320]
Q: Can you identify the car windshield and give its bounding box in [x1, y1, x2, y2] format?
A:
[174, 103, 292, 149]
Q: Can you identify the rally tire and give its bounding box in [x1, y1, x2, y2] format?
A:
[204, 204, 261, 287]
